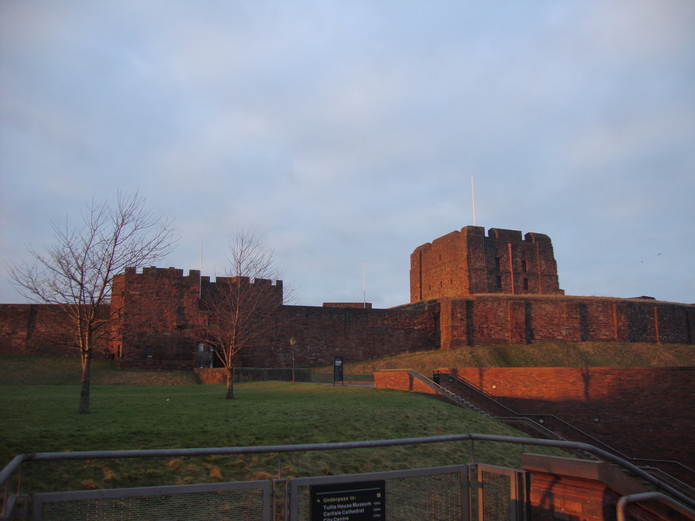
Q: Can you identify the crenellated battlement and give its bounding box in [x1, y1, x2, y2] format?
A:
[121, 266, 204, 284]
[200, 275, 283, 307]
[211, 276, 281, 288]
[119, 267, 283, 293]
[115, 267, 284, 303]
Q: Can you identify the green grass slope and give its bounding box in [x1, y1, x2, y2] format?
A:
[0, 356, 200, 385]
[318, 342, 695, 377]
[2, 341, 692, 387]
[0, 382, 565, 493]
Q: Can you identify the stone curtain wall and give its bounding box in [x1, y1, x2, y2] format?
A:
[104, 265, 442, 368]
[239, 304, 440, 368]
[409, 226, 693, 347]
[0, 304, 110, 356]
[440, 295, 694, 348]
[0, 304, 69, 355]
[2, 293, 692, 361]
[2, 256, 693, 364]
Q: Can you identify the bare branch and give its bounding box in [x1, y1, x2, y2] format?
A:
[198, 231, 286, 399]
[8, 192, 177, 413]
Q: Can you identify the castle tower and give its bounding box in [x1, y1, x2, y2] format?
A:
[410, 226, 563, 302]
[109, 267, 205, 364]
[109, 266, 285, 368]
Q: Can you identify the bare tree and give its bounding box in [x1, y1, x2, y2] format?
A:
[9, 192, 177, 413]
[198, 231, 288, 399]
[270, 338, 329, 375]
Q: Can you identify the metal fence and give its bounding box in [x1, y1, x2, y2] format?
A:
[23, 464, 523, 521]
[32, 480, 271, 521]
[2, 434, 694, 521]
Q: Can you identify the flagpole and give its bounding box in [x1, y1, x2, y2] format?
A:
[199, 242, 203, 298]
[363, 261, 366, 308]
[471, 175, 477, 226]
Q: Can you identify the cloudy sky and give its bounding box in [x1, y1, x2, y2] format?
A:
[1, 1, 694, 307]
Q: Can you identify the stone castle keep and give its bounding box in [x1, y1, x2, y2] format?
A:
[410, 226, 563, 300]
[1, 226, 693, 366]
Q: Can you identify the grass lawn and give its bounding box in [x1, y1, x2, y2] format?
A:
[0, 382, 565, 494]
[0, 355, 200, 385]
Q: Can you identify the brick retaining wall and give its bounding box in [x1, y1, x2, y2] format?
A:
[376, 367, 695, 481]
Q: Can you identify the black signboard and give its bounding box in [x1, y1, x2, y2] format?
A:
[333, 356, 344, 386]
[311, 480, 385, 521]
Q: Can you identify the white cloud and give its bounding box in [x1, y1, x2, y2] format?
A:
[1, 1, 694, 305]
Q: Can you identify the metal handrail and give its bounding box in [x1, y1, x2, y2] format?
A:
[414, 372, 584, 447]
[439, 371, 621, 450]
[409, 371, 490, 415]
[1, 433, 694, 512]
[424, 370, 695, 486]
[429, 371, 574, 444]
[437, 370, 695, 486]
[435, 370, 518, 417]
[617, 492, 695, 521]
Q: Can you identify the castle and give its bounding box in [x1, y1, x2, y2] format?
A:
[1, 226, 693, 366]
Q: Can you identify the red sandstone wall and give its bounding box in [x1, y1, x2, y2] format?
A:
[522, 454, 673, 521]
[3, 294, 692, 363]
[111, 267, 203, 365]
[443, 295, 694, 347]
[373, 370, 440, 395]
[442, 367, 695, 472]
[0, 304, 109, 356]
[410, 226, 563, 302]
[108, 266, 439, 369]
[244, 305, 439, 368]
[411, 227, 477, 301]
[376, 366, 695, 483]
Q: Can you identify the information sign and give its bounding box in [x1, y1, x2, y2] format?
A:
[333, 356, 344, 385]
[311, 480, 385, 521]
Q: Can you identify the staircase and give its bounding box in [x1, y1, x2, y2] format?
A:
[410, 369, 695, 498]
[407, 370, 491, 416]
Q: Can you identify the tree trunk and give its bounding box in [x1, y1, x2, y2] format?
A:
[79, 350, 92, 414]
[225, 365, 235, 399]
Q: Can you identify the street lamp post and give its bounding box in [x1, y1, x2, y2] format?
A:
[289, 337, 296, 382]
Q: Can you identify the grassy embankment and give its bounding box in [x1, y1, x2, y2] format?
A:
[315, 342, 695, 377]
[0, 356, 568, 495]
[0, 355, 200, 386]
[0, 383, 563, 493]
[2, 341, 692, 386]
[1, 342, 691, 493]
